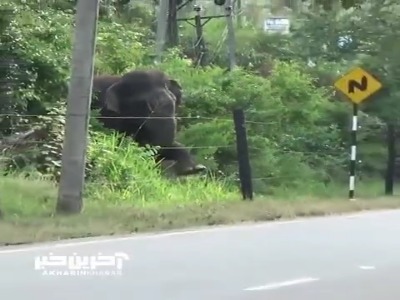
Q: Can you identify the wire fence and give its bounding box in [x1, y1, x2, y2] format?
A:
[0, 112, 355, 142]
[0, 139, 348, 157]
[0, 111, 349, 124]
[0, 110, 353, 178]
[0, 107, 383, 198]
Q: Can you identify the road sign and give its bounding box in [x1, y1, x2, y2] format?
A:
[263, 17, 290, 35]
[337, 35, 353, 49]
[334, 67, 382, 104]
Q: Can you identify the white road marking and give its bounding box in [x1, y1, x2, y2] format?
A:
[0, 208, 398, 255]
[359, 265, 376, 270]
[244, 277, 320, 291]
[0, 220, 303, 255]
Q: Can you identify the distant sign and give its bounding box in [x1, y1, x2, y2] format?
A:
[263, 17, 290, 34]
[334, 67, 382, 104]
[338, 35, 353, 49]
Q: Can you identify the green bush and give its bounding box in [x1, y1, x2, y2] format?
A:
[86, 131, 236, 207]
[144, 56, 347, 192]
[0, 0, 390, 201]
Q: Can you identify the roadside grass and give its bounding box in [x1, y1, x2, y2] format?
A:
[1, 173, 399, 246]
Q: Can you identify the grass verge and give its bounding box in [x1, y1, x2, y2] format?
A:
[1, 175, 399, 246]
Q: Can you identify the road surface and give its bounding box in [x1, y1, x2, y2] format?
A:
[1, 209, 400, 299]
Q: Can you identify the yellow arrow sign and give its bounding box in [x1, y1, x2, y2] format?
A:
[334, 67, 382, 104]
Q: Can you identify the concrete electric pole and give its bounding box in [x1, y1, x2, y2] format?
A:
[225, 0, 236, 70]
[155, 0, 169, 63]
[56, 0, 100, 214]
[166, 0, 179, 47]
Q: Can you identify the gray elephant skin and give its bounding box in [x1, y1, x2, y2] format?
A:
[91, 69, 206, 176]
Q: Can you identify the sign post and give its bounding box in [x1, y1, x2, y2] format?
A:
[334, 67, 382, 200]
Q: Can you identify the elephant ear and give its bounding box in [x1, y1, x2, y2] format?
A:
[168, 79, 181, 91]
[104, 81, 122, 113]
[168, 79, 183, 106]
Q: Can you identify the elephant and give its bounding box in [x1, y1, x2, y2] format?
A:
[91, 75, 121, 110]
[96, 69, 206, 176]
[92, 70, 183, 109]
[140, 69, 183, 107]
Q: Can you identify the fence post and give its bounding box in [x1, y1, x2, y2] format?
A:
[385, 123, 396, 195]
[233, 109, 253, 200]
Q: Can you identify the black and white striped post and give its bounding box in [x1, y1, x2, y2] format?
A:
[334, 66, 383, 201]
[349, 103, 358, 200]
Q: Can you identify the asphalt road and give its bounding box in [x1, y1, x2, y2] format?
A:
[1, 209, 400, 300]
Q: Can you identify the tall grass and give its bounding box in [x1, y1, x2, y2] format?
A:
[85, 132, 237, 208]
[0, 131, 394, 222]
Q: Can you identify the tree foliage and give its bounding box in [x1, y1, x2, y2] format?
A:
[0, 0, 396, 194]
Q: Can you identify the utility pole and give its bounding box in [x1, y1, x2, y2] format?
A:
[157, 0, 193, 61]
[56, 0, 100, 214]
[194, 6, 207, 66]
[155, 0, 169, 62]
[178, 1, 233, 68]
[225, 0, 236, 70]
[166, 0, 179, 47]
[236, 0, 242, 28]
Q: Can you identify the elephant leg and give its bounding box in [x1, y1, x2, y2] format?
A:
[140, 98, 206, 176]
[143, 116, 206, 176]
[157, 141, 206, 176]
[158, 159, 179, 179]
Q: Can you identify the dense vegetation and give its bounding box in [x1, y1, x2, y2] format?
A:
[0, 0, 398, 212]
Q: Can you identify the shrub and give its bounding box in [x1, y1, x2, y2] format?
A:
[138, 55, 348, 192]
[86, 131, 236, 207]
